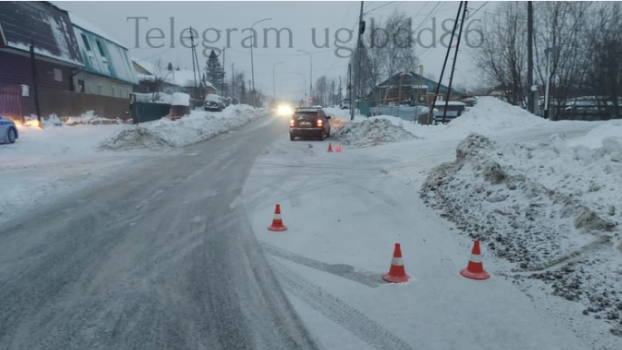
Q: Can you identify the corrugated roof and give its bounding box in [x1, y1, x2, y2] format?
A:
[0, 2, 82, 66]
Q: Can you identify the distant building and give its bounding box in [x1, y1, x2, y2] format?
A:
[70, 14, 137, 98]
[372, 72, 464, 105]
[0, 1, 83, 90]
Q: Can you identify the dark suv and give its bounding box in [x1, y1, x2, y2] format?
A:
[289, 107, 331, 141]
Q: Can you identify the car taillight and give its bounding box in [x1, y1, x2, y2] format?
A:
[290, 119, 294, 127]
[317, 119, 323, 127]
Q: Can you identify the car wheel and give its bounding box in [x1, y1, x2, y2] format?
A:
[318, 131, 324, 141]
[290, 133, 295, 141]
[7, 128, 17, 144]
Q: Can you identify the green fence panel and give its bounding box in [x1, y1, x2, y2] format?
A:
[131, 102, 171, 124]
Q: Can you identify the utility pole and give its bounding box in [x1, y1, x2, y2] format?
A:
[221, 47, 226, 97]
[250, 18, 272, 108]
[29, 39, 41, 127]
[339, 76, 342, 103]
[231, 63, 235, 101]
[442, 1, 467, 124]
[356, 1, 365, 114]
[431, 1, 463, 125]
[348, 64, 354, 120]
[527, 1, 535, 114]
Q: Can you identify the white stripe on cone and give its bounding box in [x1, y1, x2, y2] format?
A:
[470, 254, 482, 263]
[391, 257, 404, 266]
[273, 214, 282, 220]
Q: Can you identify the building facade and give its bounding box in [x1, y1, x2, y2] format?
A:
[70, 14, 137, 98]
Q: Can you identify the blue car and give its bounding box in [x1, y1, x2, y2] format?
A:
[0, 115, 19, 144]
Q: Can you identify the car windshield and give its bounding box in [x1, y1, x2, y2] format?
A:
[2, 2, 622, 350]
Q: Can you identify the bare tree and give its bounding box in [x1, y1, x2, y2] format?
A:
[151, 58, 172, 94]
[533, 1, 592, 120]
[472, 2, 527, 107]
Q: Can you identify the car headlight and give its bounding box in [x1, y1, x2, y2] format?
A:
[277, 105, 293, 116]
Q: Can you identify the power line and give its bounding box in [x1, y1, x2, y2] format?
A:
[364, 1, 397, 15]
[468, 1, 489, 18]
[132, 47, 175, 61]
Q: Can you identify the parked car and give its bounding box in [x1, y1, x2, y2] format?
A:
[289, 107, 331, 141]
[0, 115, 19, 144]
[204, 94, 225, 111]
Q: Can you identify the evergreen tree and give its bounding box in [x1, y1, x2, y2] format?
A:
[167, 62, 173, 71]
[205, 50, 225, 92]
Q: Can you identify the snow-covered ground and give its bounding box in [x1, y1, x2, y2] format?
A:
[0, 105, 266, 224]
[243, 98, 622, 349]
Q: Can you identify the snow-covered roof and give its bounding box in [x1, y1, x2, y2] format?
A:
[0, 2, 83, 66]
[73, 22, 137, 84]
[69, 13, 127, 49]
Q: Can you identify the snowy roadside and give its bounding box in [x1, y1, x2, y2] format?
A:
[420, 127, 622, 336]
[0, 105, 267, 225]
[242, 98, 621, 349]
[100, 105, 269, 150]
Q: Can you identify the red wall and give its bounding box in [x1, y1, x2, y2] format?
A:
[0, 50, 74, 91]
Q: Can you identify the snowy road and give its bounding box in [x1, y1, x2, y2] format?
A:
[0, 116, 320, 350]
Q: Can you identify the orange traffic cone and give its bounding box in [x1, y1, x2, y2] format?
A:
[382, 243, 410, 283]
[267, 204, 287, 231]
[460, 240, 490, 280]
[336, 144, 342, 153]
[327, 142, 333, 152]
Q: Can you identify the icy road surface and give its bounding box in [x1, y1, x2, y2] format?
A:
[0, 117, 320, 350]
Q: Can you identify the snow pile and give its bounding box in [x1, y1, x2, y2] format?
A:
[100, 105, 266, 150]
[447, 97, 547, 133]
[22, 114, 64, 128]
[65, 111, 121, 125]
[331, 117, 419, 147]
[420, 131, 622, 334]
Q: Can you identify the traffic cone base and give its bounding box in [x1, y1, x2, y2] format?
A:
[383, 243, 410, 283]
[460, 268, 490, 280]
[460, 240, 490, 280]
[268, 224, 287, 232]
[268, 204, 287, 231]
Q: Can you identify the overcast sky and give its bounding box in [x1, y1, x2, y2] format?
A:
[54, 1, 490, 98]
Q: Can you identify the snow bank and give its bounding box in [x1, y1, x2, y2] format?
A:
[420, 131, 622, 334]
[100, 105, 267, 150]
[446, 97, 547, 133]
[331, 116, 419, 147]
[65, 111, 122, 125]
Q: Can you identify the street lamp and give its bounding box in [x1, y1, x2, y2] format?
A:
[544, 46, 560, 120]
[250, 17, 272, 107]
[273, 61, 284, 104]
[297, 49, 313, 104]
[279, 79, 288, 98]
[292, 72, 306, 104]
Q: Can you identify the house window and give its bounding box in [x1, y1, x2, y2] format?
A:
[112, 86, 117, 97]
[98, 85, 103, 95]
[96, 40, 105, 56]
[54, 69, 62, 82]
[78, 79, 85, 93]
[81, 34, 91, 51]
